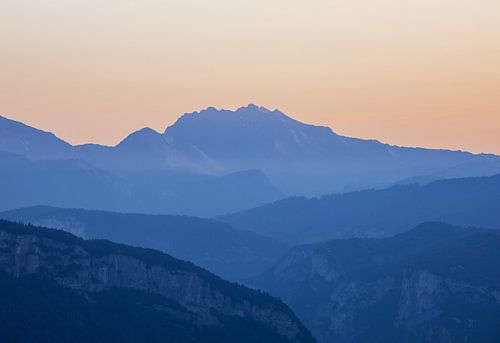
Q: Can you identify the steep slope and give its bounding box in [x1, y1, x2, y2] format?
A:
[218, 174, 500, 244]
[0, 206, 287, 280]
[0, 220, 314, 343]
[0, 115, 71, 159]
[252, 223, 500, 343]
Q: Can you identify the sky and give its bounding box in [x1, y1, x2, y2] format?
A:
[1, 0, 499, 154]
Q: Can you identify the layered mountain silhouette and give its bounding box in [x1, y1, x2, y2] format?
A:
[1, 105, 499, 215]
[75, 104, 500, 194]
[123, 168, 284, 217]
[2, 106, 500, 343]
[0, 111, 286, 216]
[0, 206, 287, 280]
[0, 150, 135, 212]
[0, 149, 283, 217]
[251, 222, 500, 343]
[219, 174, 500, 244]
[0, 220, 314, 343]
[0, 115, 71, 159]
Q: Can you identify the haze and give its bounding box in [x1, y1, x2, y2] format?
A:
[1, 0, 499, 153]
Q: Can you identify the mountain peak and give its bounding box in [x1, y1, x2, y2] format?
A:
[177, 104, 277, 121]
[120, 127, 160, 139]
[165, 104, 301, 135]
[116, 127, 165, 149]
[160, 105, 341, 169]
[130, 126, 160, 136]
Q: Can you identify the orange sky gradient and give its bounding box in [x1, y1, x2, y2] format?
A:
[1, 0, 499, 153]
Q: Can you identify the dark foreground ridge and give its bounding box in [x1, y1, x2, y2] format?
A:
[0, 220, 315, 343]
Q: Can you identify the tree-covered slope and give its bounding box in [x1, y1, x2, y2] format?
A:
[252, 222, 500, 343]
[0, 206, 287, 280]
[0, 220, 314, 343]
[218, 174, 500, 244]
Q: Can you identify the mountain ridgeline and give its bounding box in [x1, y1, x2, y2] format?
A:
[0, 150, 135, 213]
[252, 223, 500, 343]
[0, 115, 71, 159]
[161, 105, 500, 194]
[0, 220, 314, 343]
[1, 104, 500, 217]
[219, 173, 500, 244]
[0, 148, 283, 217]
[0, 206, 287, 281]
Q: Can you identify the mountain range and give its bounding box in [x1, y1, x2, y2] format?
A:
[0, 149, 283, 217]
[1, 104, 500, 217]
[2, 105, 500, 342]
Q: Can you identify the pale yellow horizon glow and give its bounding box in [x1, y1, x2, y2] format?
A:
[1, 0, 499, 153]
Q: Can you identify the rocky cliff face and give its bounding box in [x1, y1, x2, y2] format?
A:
[0, 220, 314, 343]
[252, 223, 500, 343]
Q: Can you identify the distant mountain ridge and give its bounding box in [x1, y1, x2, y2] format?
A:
[1, 104, 499, 199]
[164, 105, 342, 162]
[0, 150, 134, 213]
[218, 173, 500, 244]
[0, 148, 283, 217]
[158, 105, 500, 194]
[0, 115, 71, 159]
